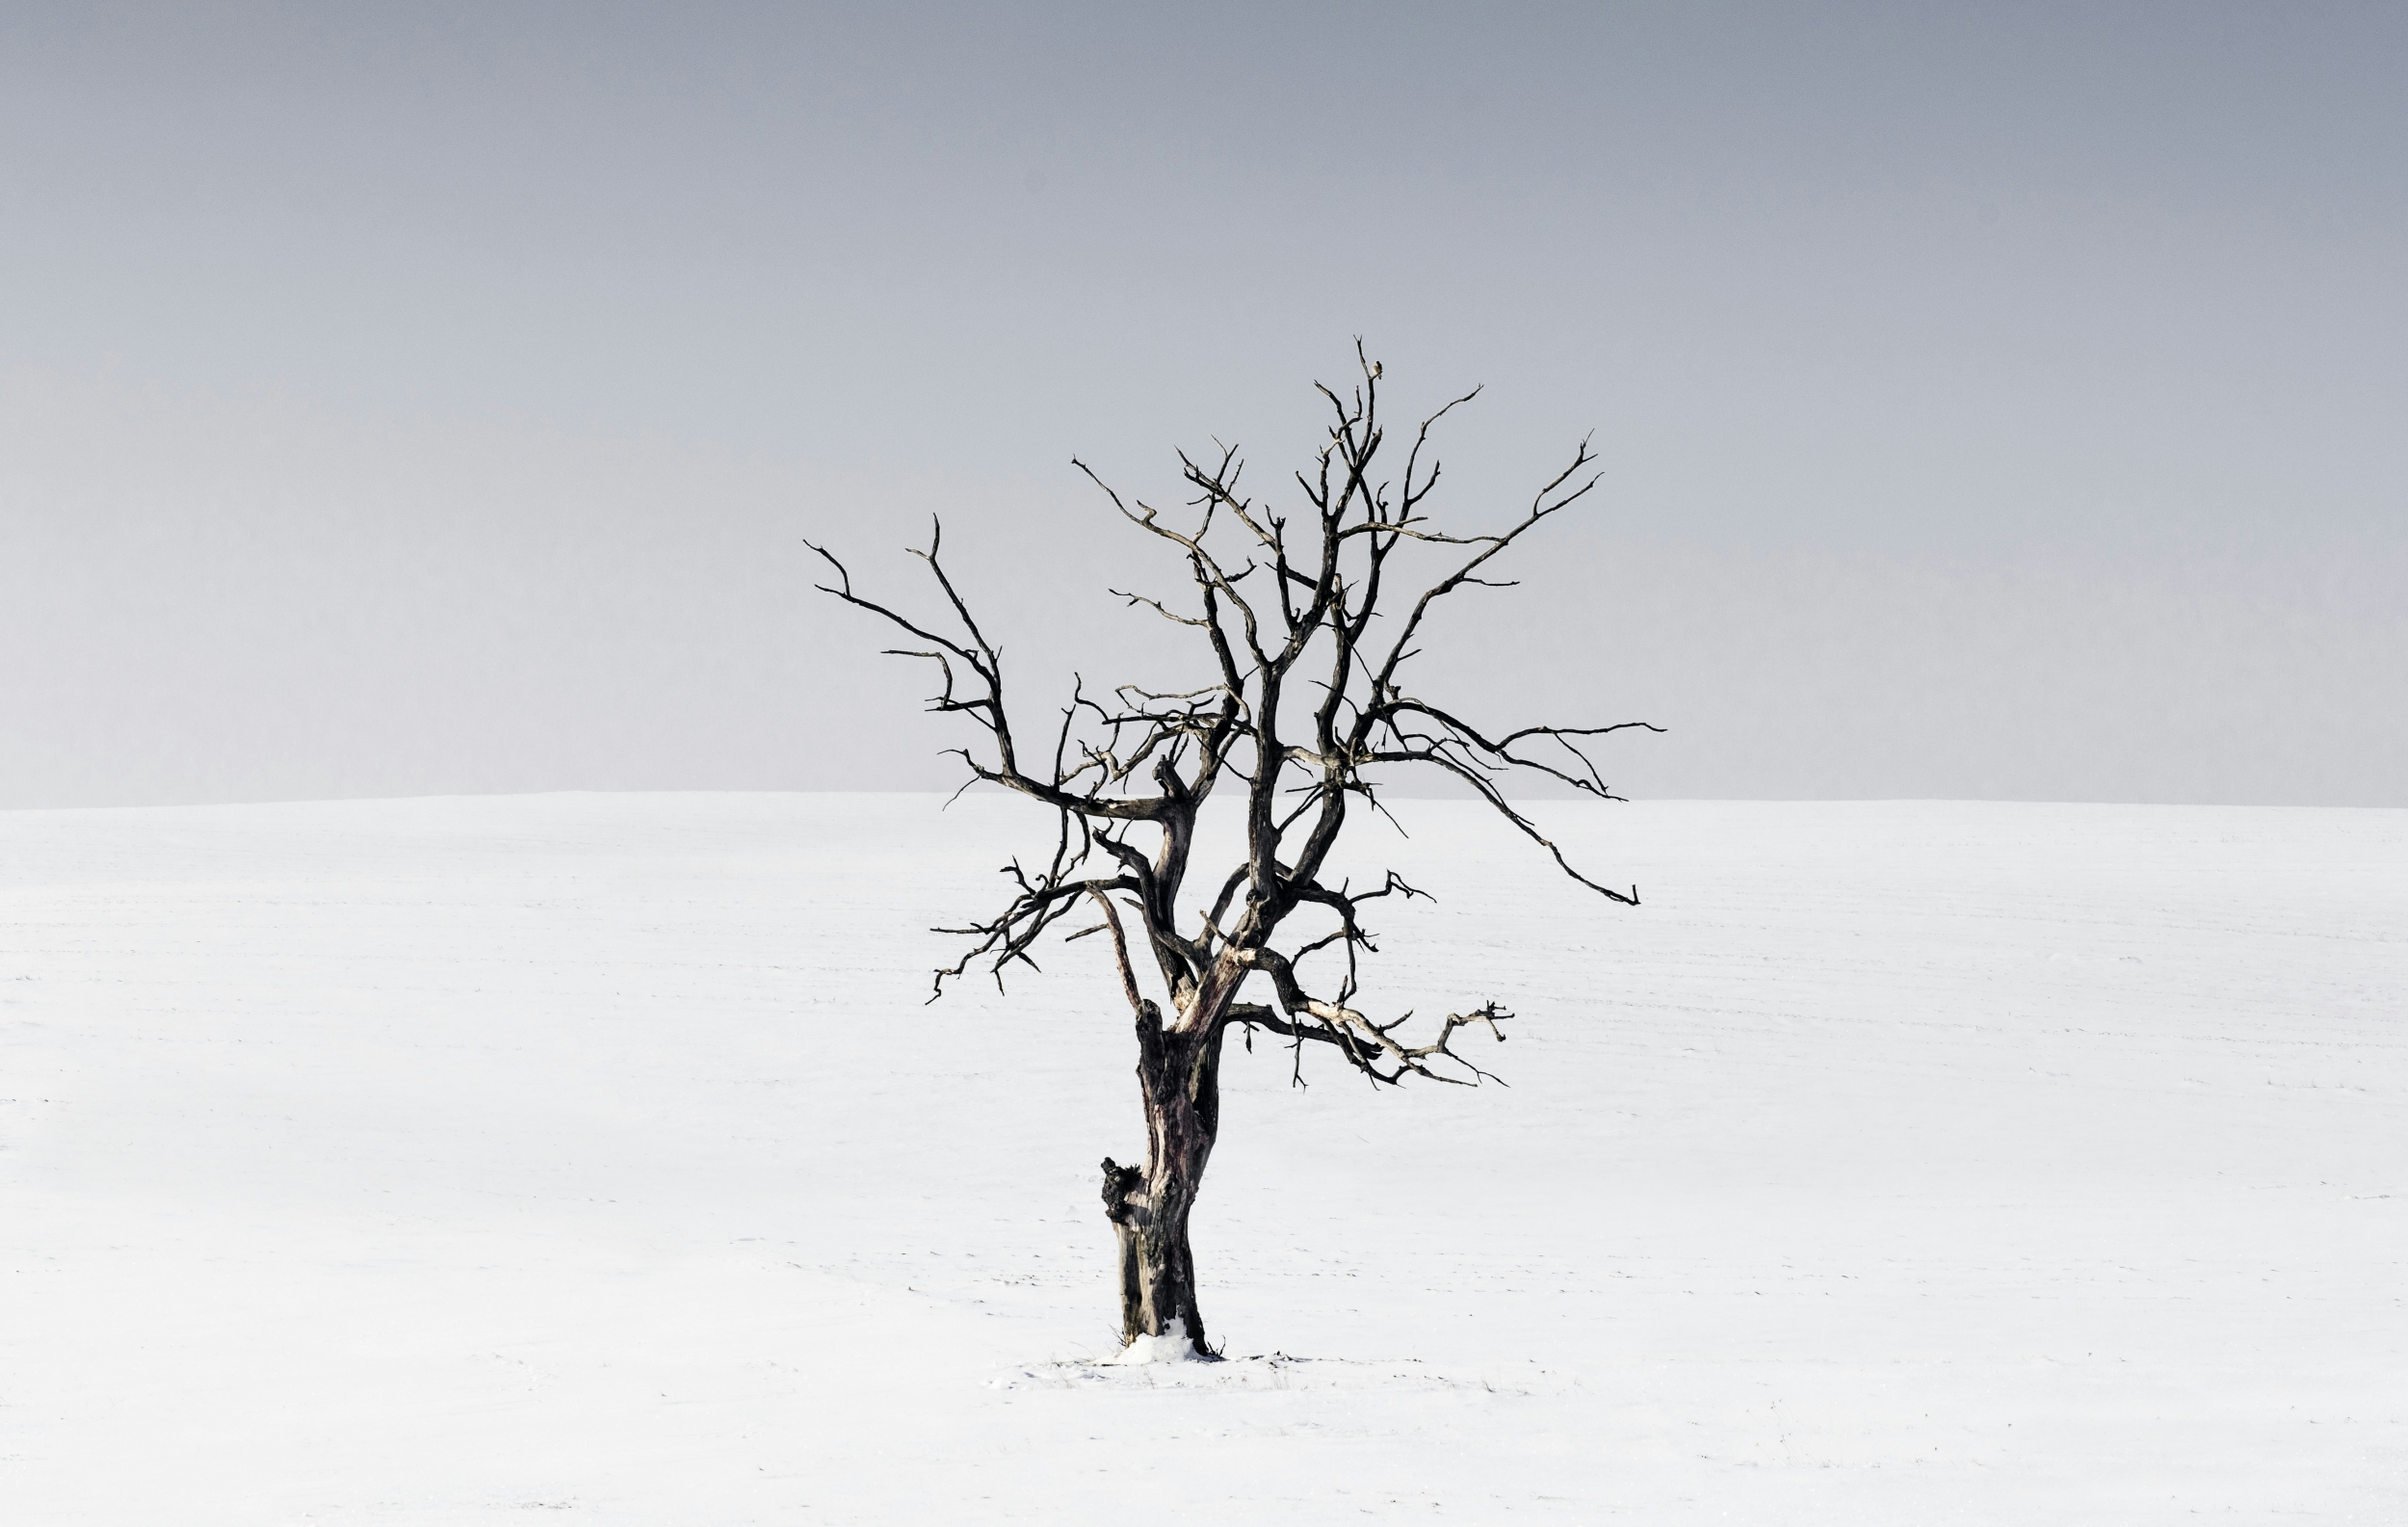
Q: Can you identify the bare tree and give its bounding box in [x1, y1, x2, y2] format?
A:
[812, 349, 1658, 1357]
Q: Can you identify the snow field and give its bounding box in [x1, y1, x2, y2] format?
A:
[2, 793, 2401, 1521]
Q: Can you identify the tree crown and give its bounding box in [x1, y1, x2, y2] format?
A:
[813, 348, 1658, 1085]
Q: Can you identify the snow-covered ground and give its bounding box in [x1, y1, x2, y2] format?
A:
[3, 793, 2400, 1522]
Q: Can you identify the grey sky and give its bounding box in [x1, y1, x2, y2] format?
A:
[4, 3, 2402, 806]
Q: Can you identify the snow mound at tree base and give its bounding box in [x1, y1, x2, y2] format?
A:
[1097, 1318, 1209, 1365]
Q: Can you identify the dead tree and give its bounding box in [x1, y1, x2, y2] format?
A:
[812, 349, 1657, 1357]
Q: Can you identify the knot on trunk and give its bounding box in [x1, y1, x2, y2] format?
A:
[1099, 1156, 1148, 1224]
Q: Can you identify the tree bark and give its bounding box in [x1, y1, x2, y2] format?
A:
[1100, 1009, 1225, 1356]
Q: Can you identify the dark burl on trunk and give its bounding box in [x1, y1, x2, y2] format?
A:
[811, 348, 1655, 1357]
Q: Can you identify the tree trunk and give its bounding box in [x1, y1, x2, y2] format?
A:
[1099, 1007, 1224, 1357]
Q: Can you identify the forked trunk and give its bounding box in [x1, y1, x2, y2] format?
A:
[1100, 1009, 1225, 1357]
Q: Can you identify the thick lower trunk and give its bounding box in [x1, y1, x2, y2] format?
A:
[1100, 1011, 1224, 1357]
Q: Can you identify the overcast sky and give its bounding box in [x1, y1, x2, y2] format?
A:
[3, 2, 2402, 807]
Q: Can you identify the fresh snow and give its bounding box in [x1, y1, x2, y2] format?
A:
[2, 792, 2401, 1522]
